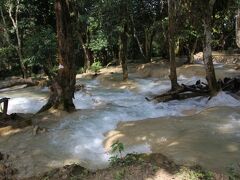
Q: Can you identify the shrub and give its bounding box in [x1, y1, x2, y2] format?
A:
[90, 61, 102, 74]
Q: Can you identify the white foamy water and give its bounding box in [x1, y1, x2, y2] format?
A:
[0, 76, 239, 172]
[0, 86, 47, 114]
[45, 77, 240, 168]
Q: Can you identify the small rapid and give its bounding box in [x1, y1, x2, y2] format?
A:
[0, 71, 239, 177]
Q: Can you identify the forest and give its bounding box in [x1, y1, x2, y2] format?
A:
[0, 0, 240, 179]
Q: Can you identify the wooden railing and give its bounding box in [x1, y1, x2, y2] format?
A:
[0, 97, 10, 116]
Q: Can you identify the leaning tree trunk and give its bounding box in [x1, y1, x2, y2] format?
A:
[39, 0, 76, 112]
[202, 0, 218, 95]
[168, 0, 180, 91]
[130, 15, 147, 61]
[119, 24, 128, 81]
[236, 9, 240, 48]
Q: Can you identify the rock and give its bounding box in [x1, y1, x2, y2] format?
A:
[33, 125, 48, 136]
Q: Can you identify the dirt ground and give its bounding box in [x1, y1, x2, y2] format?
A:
[25, 153, 229, 180]
[0, 113, 32, 136]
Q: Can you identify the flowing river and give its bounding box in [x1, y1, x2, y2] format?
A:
[0, 64, 239, 178]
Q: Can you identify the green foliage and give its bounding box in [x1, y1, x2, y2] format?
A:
[90, 60, 102, 74]
[237, 0, 240, 6]
[109, 153, 143, 167]
[111, 140, 124, 155]
[109, 141, 143, 167]
[0, 0, 239, 77]
[24, 26, 57, 76]
[109, 141, 125, 166]
[0, 46, 15, 57]
[227, 164, 240, 180]
[88, 31, 108, 52]
[0, 46, 19, 77]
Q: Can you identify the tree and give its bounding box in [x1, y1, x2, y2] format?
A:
[72, 0, 95, 72]
[168, 0, 180, 91]
[202, 0, 219, 95]
[7, 0, 27, 78]
[130, 0, 163, 62]
[39, 0, 76, 112]
[119, 22, 128, 81]
[177, 1, 200, 64]
[236, 6, 240, 48]
[119, 2, 129, 81]
[99, 0, 130, 80]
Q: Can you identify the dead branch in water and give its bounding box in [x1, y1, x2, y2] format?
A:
[146, 77, 240, 103]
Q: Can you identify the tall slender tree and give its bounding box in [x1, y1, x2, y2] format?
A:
[39, 0, 76, 112]
[236, 6, 240, 48]
[119, 22, 128, 80]
[202, 0, 218, 95]
[7, 0, 27, 78]
[168, 0, 180, 91]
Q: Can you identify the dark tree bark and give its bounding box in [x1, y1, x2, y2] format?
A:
[73, 3, 91, 72]
[236, 9, 240, 48]
[0, 7, 10, 45]
[39, 0, 76, 112]
[144, 29, 155, 63]
[119, 24, 128, 81]
[168, 0, 180, 91]
[202, 0, 218, 95]
[77, 31, 90, 71]
[186, 38, 198, 64]
[119, 2, 129, 81]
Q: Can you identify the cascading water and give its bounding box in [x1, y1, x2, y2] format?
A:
[0, 71, 239, 177]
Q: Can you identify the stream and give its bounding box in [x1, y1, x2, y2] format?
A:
[0, 64, 239, 178]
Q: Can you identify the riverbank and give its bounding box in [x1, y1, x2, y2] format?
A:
[1, 152, 231, 180]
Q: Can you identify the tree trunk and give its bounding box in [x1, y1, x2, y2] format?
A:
[168, 0, 180, 91]
[39, 0, 76, 112]
[236, 9, 240, 48]
[77, 31, 90, 71]
[0, 7, 10, 45]
[203, 0, 218, 95]
[144, 29, 154, 63]
[130, 15, 147, 61]
[186, 38, 198, 64]
[119, 25, 128, 81]
[8, 1, 27, 78]
[144, 29, 150, 62]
